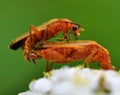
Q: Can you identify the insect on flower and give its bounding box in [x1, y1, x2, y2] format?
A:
[28, 40, 113, 71]
[9, 18, 83, 61]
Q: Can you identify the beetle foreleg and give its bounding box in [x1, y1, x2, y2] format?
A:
[63, 32, 70, 41]
[56, 38, 65, 41]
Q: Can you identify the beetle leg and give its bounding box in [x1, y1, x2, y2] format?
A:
[28, 58, 37, 65]
[45, 60, 54, 72]
[63, 32, 70, 41]
[30, 25, 41, 45]
[49, 62, 53, 71]
[29, 25, 33, 46]
[30, 25, 46, 49]
[25, 25, 41, 60]
[83, 47, 97, 68]
[32, 59, 37, 65]
[46, 60, 49, 72]
[30, 25, 40, 36]
[62, 24, 70, 41]
[29, 25, 38, 47]
[56, 38, 65, 41]
[26, 25, 37, 59]
[75, 36, 79, 40]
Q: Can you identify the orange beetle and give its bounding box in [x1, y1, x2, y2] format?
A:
[28, 40, 113, 71]
[9, 18, 83, 60]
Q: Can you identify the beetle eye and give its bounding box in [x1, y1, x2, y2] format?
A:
[72, 25, 78, 31]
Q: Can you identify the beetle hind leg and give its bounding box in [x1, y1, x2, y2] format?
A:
[82, 48, 97, 68]
[45, 60, 53, 72]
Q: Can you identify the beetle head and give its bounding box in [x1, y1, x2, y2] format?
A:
[69, 23, 84, 39]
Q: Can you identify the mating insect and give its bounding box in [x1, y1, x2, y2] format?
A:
[28, 40, 113, 71]
[9, 18, 83, 60]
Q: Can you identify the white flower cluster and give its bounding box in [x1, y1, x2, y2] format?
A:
[18, 66, 120, 95]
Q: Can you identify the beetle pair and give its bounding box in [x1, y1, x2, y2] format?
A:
[9, 18, 113, 71]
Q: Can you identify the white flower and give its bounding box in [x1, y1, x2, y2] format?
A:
[18, 91, 43, 95]
[50, 66, 75, 83]
[104, 70, 120, 95]
[29, 78, 52, 94]
[18, 66, 120, 95]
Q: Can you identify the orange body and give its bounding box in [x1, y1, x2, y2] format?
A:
[9, 18, 82, 60]
[28, 40, 113, 70]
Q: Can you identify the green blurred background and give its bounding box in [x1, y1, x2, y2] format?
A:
[0, 0, 120, 94]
